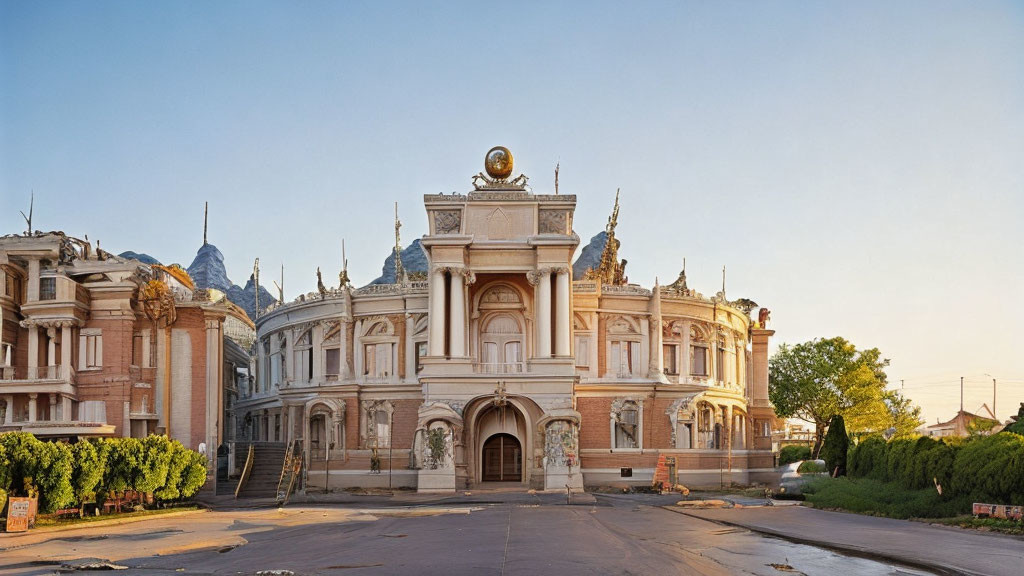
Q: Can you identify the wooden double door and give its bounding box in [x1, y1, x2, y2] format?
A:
[482, 433, 522, 482]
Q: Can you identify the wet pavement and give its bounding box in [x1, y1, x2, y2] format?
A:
[0, 496, 940, 576]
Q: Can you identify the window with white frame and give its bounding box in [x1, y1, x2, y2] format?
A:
[609, 340, 641, 377]
[663, 344, 679, 375]
[79, 330, 102, 369]
[363, 343, 393, 378]
[613, 400, 640, 449]
[366, 406, 391, 448]
[324, 348, 340, 377]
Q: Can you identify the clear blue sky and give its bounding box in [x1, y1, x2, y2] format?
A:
[3, 1, 1022, 423]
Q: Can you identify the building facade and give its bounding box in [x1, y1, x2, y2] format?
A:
[0, 232, 252, 467]
[236, 148, 777, 491]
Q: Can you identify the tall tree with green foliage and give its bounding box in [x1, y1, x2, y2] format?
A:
[820, 415, 850, 476]
[884, 390, 925, 438]
[769, 337, 898, 456]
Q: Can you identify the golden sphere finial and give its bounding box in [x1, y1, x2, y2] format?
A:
[484, 146, 514, 180]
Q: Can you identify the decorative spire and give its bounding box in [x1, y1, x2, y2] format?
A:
[253, 258, 260, 320]
[339, 239, 350, 288]
[203, 201, 208, 245]
[19, 191, 33, 236]
[584, 189, 628, 285]
[554, 161, 560, 195]
[273, 263, 283, 303]
[393, 202, 404, 284]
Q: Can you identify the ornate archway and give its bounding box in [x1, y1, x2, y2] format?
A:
[481, 433, 521, 481]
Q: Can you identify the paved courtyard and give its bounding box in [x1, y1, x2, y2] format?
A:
[0, 495, 958, 576]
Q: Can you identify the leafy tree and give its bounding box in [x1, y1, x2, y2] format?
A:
[884, 390, 924, 438]
[103, 437, 143, 492]
[34, 441, 74, 513]
[155, 440, 190, 501]
[820, 415, 849, 476]
[71, 440, 106, 511]
[0, 432, 42, 496]
[178, 450, 208, 498]
[769, 337, 893, 456]
[137, 435, 173, 494]
[1004, 405, 1024, 436]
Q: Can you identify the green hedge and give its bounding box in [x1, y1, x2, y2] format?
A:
[0, 432, 208, 514]
[779, 445, 811, 466]
[846, 430, 1024, 506]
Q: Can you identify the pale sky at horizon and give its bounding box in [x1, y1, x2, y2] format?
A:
[2, 1, 1022, 424]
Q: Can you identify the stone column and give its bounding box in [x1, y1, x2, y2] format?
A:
[4, 395, 14, 424]
[46, 327, 57, 373]
[449, 271, 465, 357]
[428, 268, 446, 356]
[62, 396, 72, 421]
[27, 325, 38, 378]
[554, 270, 570, 357]
[28, 393, 37, 422]
[48, 393, 57, 421]
[204, 318, 221, 463]
[536, 270, 552, 358]
[61, 323, 73, 380]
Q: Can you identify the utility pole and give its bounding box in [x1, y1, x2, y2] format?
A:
[960, 376, 964, 414]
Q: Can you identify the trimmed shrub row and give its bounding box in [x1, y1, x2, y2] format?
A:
[847, 431, 1024, 506]
[0, 432, 207, 514]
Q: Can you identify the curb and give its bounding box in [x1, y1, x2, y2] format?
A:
[0, 508, 208, 541]
[661, 506, 986, 576]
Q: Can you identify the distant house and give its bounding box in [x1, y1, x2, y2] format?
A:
[921, 405, 1000, 438]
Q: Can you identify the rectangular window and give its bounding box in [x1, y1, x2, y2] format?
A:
[39, 277, 56, 300]
[608, 341, 640, 377]
[80, 331, 102, 369]
[663, 344, 678, 375]
[690, 345, 707, 376]
[717, 347, 726, 380]
[364, 343, 392, 377]
[575, 337, 590, 369]
[373, 410, 390, 448]
[415, 342, 427, 373]
[614, 405, 640, 449]
[325, 348, 340, 376]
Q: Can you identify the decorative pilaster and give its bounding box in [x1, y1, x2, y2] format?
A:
[554, 270, 570, 357]
[428, 267, 446, 356]
[28, 393, 37, 422]
[449, 269, 466, 357]
[536, 270, 552, 358]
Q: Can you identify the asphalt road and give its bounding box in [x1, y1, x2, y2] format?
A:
[0, 498, 935, 576]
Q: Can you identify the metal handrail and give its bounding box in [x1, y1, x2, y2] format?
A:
[234, 444, 255, 499]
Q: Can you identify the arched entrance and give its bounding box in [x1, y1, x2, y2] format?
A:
[482, 433, 521, 482]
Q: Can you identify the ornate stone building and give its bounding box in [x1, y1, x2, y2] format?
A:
[237, 147, 776, 491]
[0, 231, 253, 468]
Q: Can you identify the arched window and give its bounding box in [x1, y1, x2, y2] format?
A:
[481, 314, 523, 372]
[295, 328, 313, 383]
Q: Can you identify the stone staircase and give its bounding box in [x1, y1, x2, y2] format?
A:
[233, 442, 288, 498]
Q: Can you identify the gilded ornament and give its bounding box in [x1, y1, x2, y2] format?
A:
[484, 146, 514, 180]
